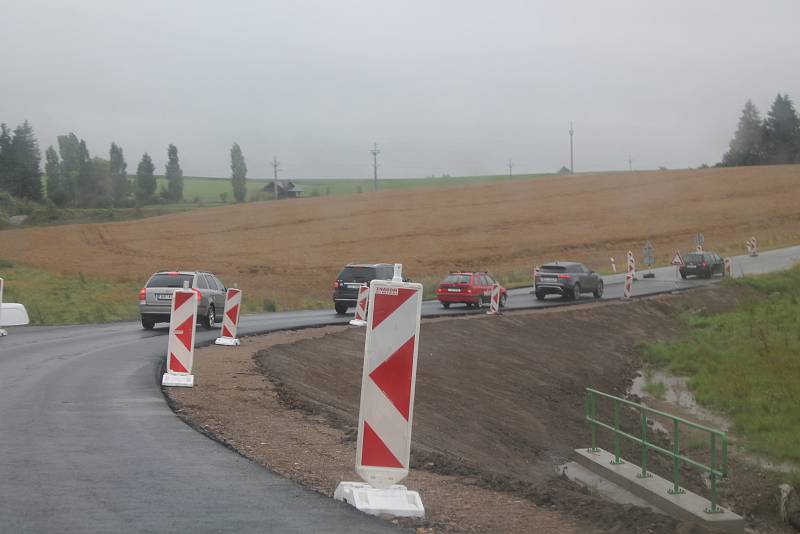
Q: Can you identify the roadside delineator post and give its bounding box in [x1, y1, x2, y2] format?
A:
[215, 287, 242, 346]
[486, 283, 501, 315]
[334, 263, 425, 518]
[724, 258, 733, 278]
[349, 283, 369, 327]
[623, 251, 635, 299]
[162, 281, 198, 388]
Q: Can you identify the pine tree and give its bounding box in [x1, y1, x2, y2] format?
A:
[136, 153, 156, 204]
[109, 142, 129, 207]
[230, 143, 247, 203]
[8, 121, 42, 201]
[45, 146, 66, 206]
[164, 144, 183, 202]
[721, 100, 765, 166]
[764, 93, 800, 164]
[0, 124, 11, 192]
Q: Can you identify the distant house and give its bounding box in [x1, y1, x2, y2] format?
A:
[263, 180, 305, 199]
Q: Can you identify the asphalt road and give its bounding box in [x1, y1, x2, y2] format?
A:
[1, 245, 798, 532]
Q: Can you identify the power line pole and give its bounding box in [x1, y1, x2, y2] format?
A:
[370, 142, 380, 191]
[271, 155, 281, 200]
[508, 158, 513, 178]
[628, 153, 633, 171]
[569, 121, 574, 174]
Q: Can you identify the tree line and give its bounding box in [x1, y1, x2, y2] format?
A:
[0, 122, 252, 208]
[721, 93, 800, 166]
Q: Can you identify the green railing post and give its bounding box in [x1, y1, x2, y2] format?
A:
[590, 391, 599, 452]
[637, 408, 651, 478]
[611, 398, 623, 464]
[706, 434, 721, 513]
[667, 419, 685, 495]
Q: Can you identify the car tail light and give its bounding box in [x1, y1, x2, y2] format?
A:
[138, 288, 146, 303]
[192, 288, 202, 301]
[701, 261, 708, 268]
[333, 281, 340, 289]
[558, 274, 572, 279]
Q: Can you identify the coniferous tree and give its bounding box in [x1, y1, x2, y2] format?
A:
[135, 153, 156, 204]
[764, 93, 800, 164]
[109, 142, 129, 207]
[164, 144, 183, 202]
[0, 124, 11, 192]
[721, 100, 765, 166]
[45, 146, 66, 206]
[230, 143, 247, 203]
[8, 121, 42, 201]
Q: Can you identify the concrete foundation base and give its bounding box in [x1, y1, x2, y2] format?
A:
[334, 482, 424, 518]
[574, 448, 744, 533]
[161, 373, 194, 388]
[214, 337, 240, 346]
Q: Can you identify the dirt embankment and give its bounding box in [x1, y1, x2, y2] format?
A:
[167, 285, 796, 533]
[4, 165, 800, 309]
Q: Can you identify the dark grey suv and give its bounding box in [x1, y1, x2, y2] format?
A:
[138, 271, 227, 330]
[534, 261, 603, 300]
[332, 263, 397, 315]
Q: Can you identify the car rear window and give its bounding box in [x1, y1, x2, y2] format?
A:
[147, 274, 194, 288]
[685, 253, 704, 262]
[540, 265, 566, 272]
[443, 274, 471, 284]
[338, 266, 377, 282]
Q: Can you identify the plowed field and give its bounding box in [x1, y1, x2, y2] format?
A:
[2, 165, 799, 310]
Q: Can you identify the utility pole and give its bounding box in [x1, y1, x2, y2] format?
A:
[271, 155, 281, 200]
[370, 142, 380, 191]
[508, 158, 513, 178]
[569, 121, 574, 174]
[628, 153, 633, 171]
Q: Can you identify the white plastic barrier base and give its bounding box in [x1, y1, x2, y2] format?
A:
[334, 482, 424, 518]
[162, 373, 194, 388]
[349, 319, 367, 327]
[214, 337, 241, 346]
[0, 329, 7, 337]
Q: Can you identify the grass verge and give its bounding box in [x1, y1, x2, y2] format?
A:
[0, 259, 139, 325]
[639, 266, 800, 462]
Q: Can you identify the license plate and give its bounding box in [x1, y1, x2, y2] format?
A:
[346, 283, 361, 289]
[447, 288, 460, 292]
[157, 293, 173, 301]
[686, 264, 696, 268]
[542, 277, 557, 282]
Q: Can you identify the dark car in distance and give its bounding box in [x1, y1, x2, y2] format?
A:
[332, 263, 397, 315]
[534, 261, 603, 300]
[679, 252, 724, 279]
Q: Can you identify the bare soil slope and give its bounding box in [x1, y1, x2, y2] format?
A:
[4, 166, 800, 308]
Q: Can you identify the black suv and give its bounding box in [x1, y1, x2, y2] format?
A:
[534, 261, 603, 300]
[332, 263, 396, 314]
[679, 252, 724, 279]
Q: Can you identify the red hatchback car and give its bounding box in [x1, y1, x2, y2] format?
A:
[436, 271, 507, 309]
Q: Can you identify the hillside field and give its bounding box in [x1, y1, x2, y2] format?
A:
[2, 165, 799, 316]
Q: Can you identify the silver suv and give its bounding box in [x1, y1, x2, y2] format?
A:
[138, 271, 227, 330]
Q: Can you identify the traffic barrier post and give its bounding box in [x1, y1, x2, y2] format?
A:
[0, 277, 4, 337]
[747, 236, 758, 257]
[162, 281, 198, 387]
[335, 263, 425, 518]
[623, 251, 635, 299]
[215, 287, 242, 346]
[349, 283, 369, 327]
[724, 258, 733, 278]
[486, 283, 501, 315]
[610, 257, 617, 273]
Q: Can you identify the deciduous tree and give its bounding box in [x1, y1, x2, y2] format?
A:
[164, 144, 183, 202]
[135, 153, 156, 203]
[109, 142, 129, 207]
[230, 143, 247, 203]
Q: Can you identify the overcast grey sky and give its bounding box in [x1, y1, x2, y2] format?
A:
[1, 1, 798, 179]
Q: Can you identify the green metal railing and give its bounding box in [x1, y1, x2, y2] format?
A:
[584, 387, 728, 513]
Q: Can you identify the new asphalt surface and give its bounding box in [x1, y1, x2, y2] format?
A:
[1, 245, 798, 532]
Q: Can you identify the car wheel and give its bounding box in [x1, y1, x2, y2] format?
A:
[141, 316, 155, 330]
[499, 293, 508, 308]
[474, 297, 482, 309]
[334, 303, 349, 315]
[203, 305, 215, 330]
[535, 291, 546, 300]
[593, 280, 604, 298]
[441, 302, 450, 309]
[680, 273, 688, 280]
[572, 283, 581, 300]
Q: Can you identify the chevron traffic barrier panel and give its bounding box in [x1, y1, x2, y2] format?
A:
[724, 257, 732, 278]
[215, 288, 242, 346]
[349, 283, 369, 327]
[623, 250, 635, 299]
[486, 283, 501, 315]
[0, 277, 4, 338]
[747, 236, 758, 257]
[162, 285, 198, 387]
[335, 263, 425, 518]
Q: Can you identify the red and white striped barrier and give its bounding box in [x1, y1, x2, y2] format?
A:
[610, 257, 617, 273]
[696, 244, 703, 253]
[335, 263, 425, 518]
[0, 277, 30, 337]
[215, 288, 242, 346]
[746, 236, 758, 257]
[162, 286, 198, 387]
[349, 283, 369, 327]
[486, 283, 501, 315]
[724, 257, 733, 278]
[623, 250, 635, 299]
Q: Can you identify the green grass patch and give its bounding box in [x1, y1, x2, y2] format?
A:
[639, 266, 800, 462]
[0, 261, 139, 325]
[641, 381, 667, 399]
